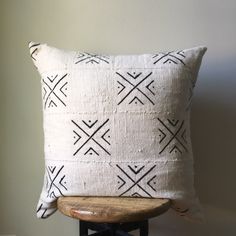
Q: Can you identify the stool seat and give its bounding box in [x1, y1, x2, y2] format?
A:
[57, 196, 171, 223]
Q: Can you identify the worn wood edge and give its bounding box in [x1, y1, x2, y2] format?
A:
[57, 197, 171, 223]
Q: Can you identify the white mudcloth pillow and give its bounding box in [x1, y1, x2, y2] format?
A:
[29, 42, 207, 221]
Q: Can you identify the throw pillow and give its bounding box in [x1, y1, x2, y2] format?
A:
[28, 42, 207, 221]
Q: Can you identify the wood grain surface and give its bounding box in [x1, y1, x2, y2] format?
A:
[57, 196, 171, 223]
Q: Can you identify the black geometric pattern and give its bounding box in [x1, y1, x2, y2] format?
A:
[116, 72, 155, 105]
[152, 50, 186, 65]
[186, 78, 196, 111]
[36, 202, 57, 219]
[37, 203, 48, 219]
[116, 164, 157, 197]
[42, 74, 68, 109]
[75, 52, 110, 64]
[45, 165, 67, 199]
[29, 42, 40, 61]
[72, 119, 111, 156]
[158, 118, 188, 155]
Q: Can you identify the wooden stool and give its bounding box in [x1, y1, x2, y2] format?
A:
[57, 197, 171, 236]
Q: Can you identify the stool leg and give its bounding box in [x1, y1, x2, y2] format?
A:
[139, 220, 148, 236]
[108, 223, 118, 236]
[79, 220, 149, 236]
[80, 220, 88, 236]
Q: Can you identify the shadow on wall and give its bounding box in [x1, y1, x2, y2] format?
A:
[145, 58, 236, 236]
[192, 58, 236, 213]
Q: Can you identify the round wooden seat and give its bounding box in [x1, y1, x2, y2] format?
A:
[57, 196, 171, 223]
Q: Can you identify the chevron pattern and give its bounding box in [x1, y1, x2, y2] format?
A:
[152, 50, 186, 65]
[45, 165, 67, 199]
[158, 118, 188, 154]
[116, 71, 155, 105]
[72, 119, 111, 156]
[75, 52, 110, 64]
[42, 73, 68, 109]
[116, 164, 157, 197]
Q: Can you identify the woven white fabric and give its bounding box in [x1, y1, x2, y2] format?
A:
[29, 42, 207, 221]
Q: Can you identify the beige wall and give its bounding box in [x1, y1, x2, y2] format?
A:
[0, 0, 236, 235]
